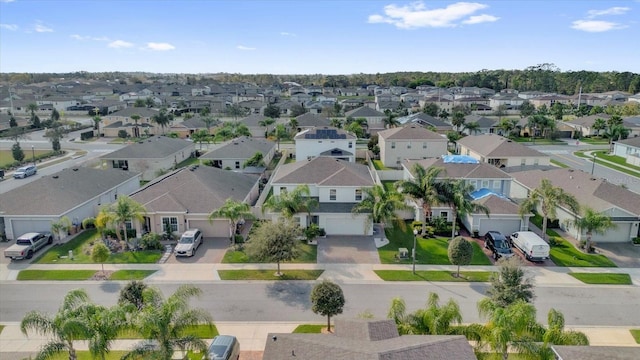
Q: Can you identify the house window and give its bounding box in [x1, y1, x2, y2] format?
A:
[162, 217, 178, 232]
[293, 217, 301, 226]
[440, 211, 448, 220]
[279, 187, 287, 194]
[330, 189, 337, 201]
[423, 142, 427, 149]
[391, 142, 396, 149]
[481, 180, 489, 188]
[112, 160, 128, 170]
[493, 180, 501, 189]
[348, 142, 353, 149]
[407, 142, 411, 149]
[355, 189, 362, 201]
[235, 161, 240, 169]
[468, 180, 476, 189]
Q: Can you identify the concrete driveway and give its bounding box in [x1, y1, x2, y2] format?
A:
[595, 243, 640, 268]
[317, 236, 380, 264]
[165, 237, 229, 264]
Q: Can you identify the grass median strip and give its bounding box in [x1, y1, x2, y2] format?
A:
[109, 269, 157, 280]
[293, 324, 324, 333]
[630, 329, 640, 344]
[17, 270, 97, 281]
[374, 270, 493, 282]
[218, 269, 324, 280]
[569, 272, 632, 285]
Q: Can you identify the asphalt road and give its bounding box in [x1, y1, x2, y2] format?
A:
[1, 281, 638, 327]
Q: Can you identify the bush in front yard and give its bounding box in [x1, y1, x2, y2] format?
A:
[140, 233, 164, 250]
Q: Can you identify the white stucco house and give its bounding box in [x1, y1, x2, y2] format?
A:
[294, 127, 356, 162]
[377, 125, 448, 168]
[266, 157, 375, 235]
[457, 133, 550, 168]
[200, 136, 276, 170]
[0, 168, 140, 240]
[613, 136, 640, 167]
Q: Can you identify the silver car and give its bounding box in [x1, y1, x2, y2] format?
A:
[13, 165, 37, 179]
[174, 229, 202, 257]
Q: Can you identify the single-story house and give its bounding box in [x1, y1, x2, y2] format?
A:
[100, 136, 195, 181]
[130, 165, 260, 238]
[169, 115, 220, 138]
[200, 136, 276, 170]
[0, 167, 140, 240]
[613, 136, 640, 167]
[266, 157, 375, 235]
[344, 106, 386, 134]
[510, 168, 640, 243]
[100, 107, 160, 137]
[457, 133, 550, 168]
[294, 113, 331, 131]
[263, 318, 477, 360]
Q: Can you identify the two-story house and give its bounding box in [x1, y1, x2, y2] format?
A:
[294, 127, 356, 163]
[267, 157, 375, 235]
[344, 106, 386, 134]
[377, 125, 448, 168]
[457, 133, 550, 168]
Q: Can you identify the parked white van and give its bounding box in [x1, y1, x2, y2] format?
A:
[510, 231, 550, 262]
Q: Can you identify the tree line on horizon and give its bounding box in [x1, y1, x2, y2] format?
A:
[2, 63, 639, 95]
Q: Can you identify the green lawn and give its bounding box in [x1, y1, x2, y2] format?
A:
[569, 272, 632, 285]
[372, 160, 389, 170]
[117, 324, 218, 339]
[374, 270, 494, 282]
[511, 137, 564, 145]
[17, 270, 97, 280]
[550, 159, 569, 168]
[378, 224, 491, 265]
[175, 156, 199, 169]
[0, 149, 52, 167]
[222, 241, 317, 263]
[218, 269, 324, 280]
[550, 238, 617, 267]
[630, 329, 640, 344]
[594, 151, 640, 173]
[48, 350, 205, 360]
[574, 150, 640, 177]
[579, 137, 609, 145]
[0, 325, 4, 335]
[34, 229, 162, 264]
[292, 324, 324, 333]
[382, 180, 396, 192]
[109, 270, 157, 280]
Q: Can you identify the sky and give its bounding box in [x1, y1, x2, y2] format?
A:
[0, 0, 638, 74]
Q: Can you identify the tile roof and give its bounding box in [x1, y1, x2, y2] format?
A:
[100, 136, 194, 160]
[404, 158, 512, 179]
[200, 136, 275, 160]
[378, 125, 446, 140]
[130, 165, 258, 214]
[457, 134, 549, 158]
[0, 168, 139, 215]
[271, 157, 374, 187]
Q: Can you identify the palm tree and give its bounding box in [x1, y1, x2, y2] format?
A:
[330, 118, 343, 129]
[289, 118, 299, 133]
[440, 179, 490, 240]
[21, 289, 94, 360]
[387, 293, 462, 336]
[263, 184, 318, 227]
[383, 110, 400, 128]
[387, 297, 416, 335]
[258, 117, 275, 137]
[351, 185, 409, 235]
[83, 304, 130, 360]
[451, 111, 466, 133]
[518, 179, 580, 241]
[130, 114, 141, 138]
[98, 195, 146, 249]
[569, 206, 615, 253]
[463, 121, 480, 135]
[152, 108, 173, 134]
[446, 131, 461, 153]
[201, 115, 218, 135]
[92, 116, 102, 138]
[396, 165, 445, 235]
[543, 308, 589, 346]
[209, 198, 255, 244]
[592, 118, 606, 137]
[123, 285, 213, 360]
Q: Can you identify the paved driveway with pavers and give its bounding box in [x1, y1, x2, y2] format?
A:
[165, 237, 229, 264]
[317, 236, 380, 264]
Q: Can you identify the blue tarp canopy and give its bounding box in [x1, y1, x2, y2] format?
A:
[442, 155, 479, 164]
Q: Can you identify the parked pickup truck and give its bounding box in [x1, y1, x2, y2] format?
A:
[4, 232, 53, 260]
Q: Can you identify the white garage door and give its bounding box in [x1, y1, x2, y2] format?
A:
[592, 223, 632, 243]
[187, 219, 229, 238]
[479, 218, 522, 238]
[324, 216, 367, 235]
[10, 219, 53, 240]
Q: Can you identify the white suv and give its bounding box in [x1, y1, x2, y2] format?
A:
[174, 229, 202, 257]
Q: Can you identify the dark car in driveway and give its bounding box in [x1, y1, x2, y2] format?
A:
[484, 231, 514, 260]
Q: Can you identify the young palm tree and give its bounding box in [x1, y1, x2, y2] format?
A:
[440, 179, 490, 240]
[123, 285, 213, 360]
[262, 184, 318, 227]
[351, 185, 409, 235]
[152, 108, 173, 134]
[83, 303, 130, 360]
[92, 115, 102, 137]
[518, 179, 580, 241]
[258, 118, 275, 137]
[396, 165, 445, 235]
[99, 195, 146, 249]
[542, 308, 589, 346]
[383, 110, 400, 128]
[387, 293, 462, 336]
[21, 289, 94, 360]
[570, 207, 615, 253]
[209, 198, 255, 244]
[130, 114, 141, 138]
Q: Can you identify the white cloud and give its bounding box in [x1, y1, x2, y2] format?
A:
[462, 14, 499, 24]
[571, 20, 627, 32]
[587, 7, 630, 18]
[280, 32, 296, 36]
[71, 34, 110, 41]
[0, 24, 18, 31]
[368, 1, 497, 29]
[0, 0, 16, 3]
[34, 23, 53, 33]
[237, 45, 256, 50]
[108, 40, 134, 48]
[145, 42, 175, 51]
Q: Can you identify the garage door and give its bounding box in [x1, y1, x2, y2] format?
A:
[324, 216, 367, 235]
[187, 219, 229, 238]
[10, 219, 53, 240]
[479, 218, 522, 238]
[592, 223, 632, 243]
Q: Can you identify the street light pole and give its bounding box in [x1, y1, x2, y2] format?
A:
[31, 145, 35, 165]
[412, 229, 418, 274]
[591, 152, 597, 176]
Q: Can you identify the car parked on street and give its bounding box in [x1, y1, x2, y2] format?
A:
[13, 165, 37, 179]
[484, 231, 514, 260]
[174, 228, 202, 257]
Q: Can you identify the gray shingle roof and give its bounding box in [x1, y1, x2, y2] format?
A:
[615, 136, 640, 148]
[271, 157, 374, 187]
[100, 137, 194, 160]
[130, 165, 258, 214]
[474, 194, 520, 215]
[552, 345, 640, 360]
[109, 107, 159, 118]
[263, 319, 477, 360]
[295, 113, 331, 127]
[200, 136, 275, 160]
[0, 168, 139, 215]
[457, 134, 549, 158]
[345, 106, 385, 118]
[404, 159, 511, 179]
[240, 113, 268, 127]
[565, 114, 610, 127]
[378, 125, 446, 140]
